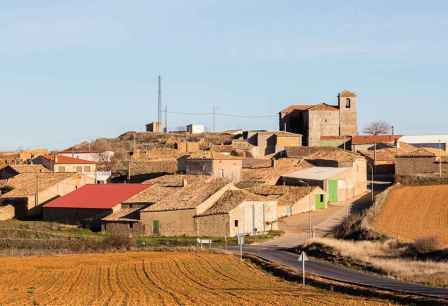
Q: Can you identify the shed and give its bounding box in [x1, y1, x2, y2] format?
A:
[195, 189, 278, 237]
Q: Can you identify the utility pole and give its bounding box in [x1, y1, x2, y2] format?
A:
[164, 105, 168, 133]
[35, 174, 39, 207]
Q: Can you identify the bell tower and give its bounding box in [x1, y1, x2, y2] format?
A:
[338, 90, 358, 136]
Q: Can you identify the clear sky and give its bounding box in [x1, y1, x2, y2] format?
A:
[1, 1, 448, 151]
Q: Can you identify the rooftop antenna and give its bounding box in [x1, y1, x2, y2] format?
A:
[158, 75, 162, 127]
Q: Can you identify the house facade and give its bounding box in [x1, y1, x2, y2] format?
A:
[279, 90, 358, 146]
[185, 152, 243, 182]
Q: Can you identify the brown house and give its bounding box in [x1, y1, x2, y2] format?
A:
[395, 149, 447, 177]
[0, 172, 93, 219]
[141, 177, 231, 236]
[185, 151, 243, 182]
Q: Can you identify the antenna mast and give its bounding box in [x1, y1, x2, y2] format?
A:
[158, 75, 162, 125]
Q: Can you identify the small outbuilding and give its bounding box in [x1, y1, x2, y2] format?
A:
[185, 151, 243, 182]
[248, 185, 328, 217]
[195, 189, 278, 237]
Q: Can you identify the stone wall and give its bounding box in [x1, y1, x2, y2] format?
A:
[141, 209, 197, 236]
[102, 222, 145, 235]
[395, 156, 439, 176]
[308, 110, 339, 146]
[195, 214, 229, 237]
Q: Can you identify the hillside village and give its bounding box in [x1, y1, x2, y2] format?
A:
[1, 89, 447, 240]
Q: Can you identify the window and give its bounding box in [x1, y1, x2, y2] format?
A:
[346, 98, 351, 108]
[130, 223, 134, 230]
[58, 166, 66, 172]
[320, 194, 324, 202]
[76, 166, 82, 172]
[84, 166, 91, 172]
[234, 220, 239, 227]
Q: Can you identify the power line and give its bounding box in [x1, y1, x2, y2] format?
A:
[167, 111, 277, 119]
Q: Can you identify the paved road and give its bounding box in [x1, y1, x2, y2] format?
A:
[239, 245, 448, 301]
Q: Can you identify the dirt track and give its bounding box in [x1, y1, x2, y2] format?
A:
[0, 251, 393, 305]
[372, 185, 448, 245]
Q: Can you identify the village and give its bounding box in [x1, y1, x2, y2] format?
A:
[0, 90, 446, 239]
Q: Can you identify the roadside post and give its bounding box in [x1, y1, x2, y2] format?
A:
[298, 251, 308, 286]
[237, 234, 245, 261]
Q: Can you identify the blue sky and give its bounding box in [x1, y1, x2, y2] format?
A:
[1, 1, 448, 150]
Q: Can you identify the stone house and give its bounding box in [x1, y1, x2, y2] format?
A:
[146, 121, 163, 133]
[247, 185, 328, 217]
[195, 189, 278, 237]
[43, 184, 151, 231]
[279, 90, 358, 146]
[0, 164, 49, 180]
[33, 155, 97, 175]
[395, 149, 447, 177]
[185, 151, 243, 182]
[141, 177, 231, 236]
[0, 172, 93, 219]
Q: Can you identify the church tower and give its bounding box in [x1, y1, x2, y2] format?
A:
[338, 90, 358, 136]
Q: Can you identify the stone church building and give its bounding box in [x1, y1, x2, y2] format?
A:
[279, 90, 358, 146]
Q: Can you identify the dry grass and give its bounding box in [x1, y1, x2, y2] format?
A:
[371, 185, 448, 246]
[306, 238, 448, 287]
[0, 251, 397, 306]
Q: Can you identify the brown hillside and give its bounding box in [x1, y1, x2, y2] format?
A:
[372, 185, 448, 246]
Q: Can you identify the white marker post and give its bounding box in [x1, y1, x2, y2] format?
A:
[237, 234, 245, 261]
[298, 251, 308, 286]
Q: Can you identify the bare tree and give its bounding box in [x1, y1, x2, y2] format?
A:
[363, 121, 392, 135]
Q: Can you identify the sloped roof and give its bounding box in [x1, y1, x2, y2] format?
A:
[248, 185, 318, 206]
[286, 146, 362, 162]
[284, 166, 351, 181]
[241, 159, 314, 185]
[280, 103, 338, 115]
[6, 164, 49, 174]
[144, 177, 229, 211]
[198, 189, 266, 216]
[1, 172, 77, 197]
[351, 135, 401, 145]
[102, 207, 142, 222]
[44, 184, 151, 209]
[43, 155, 96, 165]
[396, 148, 436, 158]
[187, 151, 243, 160]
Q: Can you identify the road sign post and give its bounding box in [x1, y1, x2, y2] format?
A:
[298, 252, 308, 286]
[237, 234, 245, 261]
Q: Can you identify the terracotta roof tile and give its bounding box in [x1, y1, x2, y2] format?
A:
[44, 155, 96, 165]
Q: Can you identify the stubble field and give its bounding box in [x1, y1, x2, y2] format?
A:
[0, 251, 394, 306]
[372, 185, 448, 246]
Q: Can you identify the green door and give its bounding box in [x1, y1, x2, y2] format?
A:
[152, 220, 160, 235]
[328, 180, 338, 202]
[315, 194, 327, 209]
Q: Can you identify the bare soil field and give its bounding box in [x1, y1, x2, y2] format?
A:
[372, 185, 448, 246]
[0, 251, 394, 306]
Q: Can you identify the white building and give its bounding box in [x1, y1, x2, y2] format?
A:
[398, 135, 448, 152]
[186, 124, 205, 134]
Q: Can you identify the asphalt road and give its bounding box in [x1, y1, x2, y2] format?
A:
[238, 245, 448, 301]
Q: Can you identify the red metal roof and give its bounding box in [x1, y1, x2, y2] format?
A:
[44, 184, 151, 209]
[44, 154, 96, 165]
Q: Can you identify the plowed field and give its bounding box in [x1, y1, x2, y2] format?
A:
[0, 251, 393, 306]
[372, 185, 448, 246]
